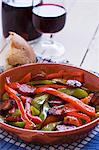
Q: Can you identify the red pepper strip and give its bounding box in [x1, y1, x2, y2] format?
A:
[36, 84, 66, 89]
[35, 87, 96, 117]
[62, 72, 84, 82]
[5, 76, 20, 90]
[20, 95, 27, 103]
[32, 71, 46, 80]
[25, 97, 42, 124]
[46, 70, 84, 82]
[46, 70, 64, 79]
[64, 116, 81, 126]
[27, 114, 42, 124]
[9, 82, 20, 90]
[62, 103, 78, 115]
[19, 73, 32, 84]
[43, 115, 62, 127]
[81, 94, 93, 104]
[6, 77, 20, 90]
[5, 84, 35, 129]
[66, 112, 91, 124]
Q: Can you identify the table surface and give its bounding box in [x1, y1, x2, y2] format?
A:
[0, 0, 99, 150]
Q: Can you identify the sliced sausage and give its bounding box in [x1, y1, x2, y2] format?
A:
[18, 84, 36, 95]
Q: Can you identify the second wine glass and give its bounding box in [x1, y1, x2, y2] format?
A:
[32, 0, 66, 59]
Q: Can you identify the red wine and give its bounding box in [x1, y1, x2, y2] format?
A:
[32, 4, 66, 33]
[2, 1, 42, 41]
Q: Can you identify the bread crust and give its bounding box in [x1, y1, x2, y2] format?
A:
[7, 32, 36, 66]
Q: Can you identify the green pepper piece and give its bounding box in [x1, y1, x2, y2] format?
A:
[52, 79, 67, 84]
[28, 80, 55, 85]
[14, 121, 26, 128]
[81, 87, 92, 94]
[72, 88, 88, 99]
[30, 106, 40, 116]
[96, 112, 99, 117]
[39, 102, 49, 121]
[41, 122, 61, 131]
[58, 88, 74, 95]
[2, 93, 9, 101]
[12, 109, 21, 117]
[31, 94, 49, 110]
[96, 106, 99, 112]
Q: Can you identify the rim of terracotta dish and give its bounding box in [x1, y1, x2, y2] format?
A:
[0, 118, 98, 135]
[0, 63, 99, 135]
[0, 63, 99, 77]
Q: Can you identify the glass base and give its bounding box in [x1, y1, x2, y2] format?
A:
[28, 36, 42, 44]
[33, 38, 66, 59]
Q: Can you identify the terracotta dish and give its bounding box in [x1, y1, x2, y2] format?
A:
[0, 64, 99, 144]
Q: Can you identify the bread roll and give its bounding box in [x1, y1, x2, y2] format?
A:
[7, 32, 36, 66]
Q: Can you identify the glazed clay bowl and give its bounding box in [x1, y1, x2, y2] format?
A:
[0, 63, 99, 144]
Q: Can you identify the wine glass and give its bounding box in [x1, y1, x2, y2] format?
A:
[32, 0, 66, 59]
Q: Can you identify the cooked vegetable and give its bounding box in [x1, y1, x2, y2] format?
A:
[72, 88, 88, 98]
[31, 71, 46, 80]
[31, 94, 49, 110]
[52, 79, 67, 84]
[14, 121, 26, 128]
[30, 106, 40, 116]
[25, 97, 42, 124]
[39, 102, 49, 121]
[40, 84, 66, 89]
[90, 92, 99, 105]
[2, 93, 9, 101]
[46, 70, 84, 82]
[81, 94, 93, 104]
[12, 109, 21, 117]
[5, 84, 35, 129]
[42, 115, 62, 127]
[96, 106, 99, 112]
[58, 88, 88, 99]
[64, 116, 81, 126]
[58, 88, 74, 95]
[96, 112, 99, 117]
[66, 112, 91, 124]
[35, 87, 96, 117]
[41, 122, 61, 131]
[29, 80, 55, 85]
[62, 103, 78, 114]
[20, 73, 32, 84]
[0, 71, 98, 131]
